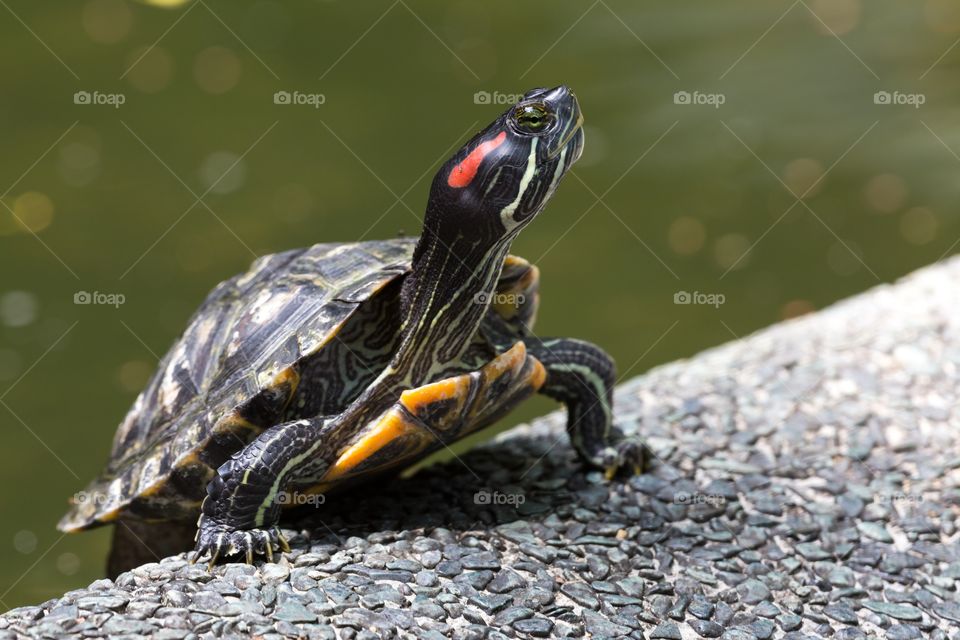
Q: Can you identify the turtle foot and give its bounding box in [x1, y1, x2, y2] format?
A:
[591, 435, 649, 481]
[192, 516, 290, 569]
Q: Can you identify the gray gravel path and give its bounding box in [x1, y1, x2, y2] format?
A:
[3, 259, 960, 639]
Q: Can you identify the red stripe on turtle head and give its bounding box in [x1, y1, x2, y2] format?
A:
[447, 131, 507, 189]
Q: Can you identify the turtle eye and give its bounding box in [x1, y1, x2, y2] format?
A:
[513, 104, 552, 134]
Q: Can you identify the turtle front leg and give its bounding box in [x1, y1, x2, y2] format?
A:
[525, 336, 648, 478]
[193, 418, 324, 566]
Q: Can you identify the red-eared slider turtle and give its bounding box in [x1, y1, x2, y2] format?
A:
[59, 86, 646, 574]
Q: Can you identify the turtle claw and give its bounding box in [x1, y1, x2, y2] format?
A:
[207, 544, 222, 571]
[193, 516, 289, 568]
[595, 435, 649, 480]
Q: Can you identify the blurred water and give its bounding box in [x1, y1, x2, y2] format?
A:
[1, 0, 958, 608]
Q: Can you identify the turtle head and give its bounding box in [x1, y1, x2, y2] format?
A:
[392, 87, 583, 379]
[425, 85, 584, 244]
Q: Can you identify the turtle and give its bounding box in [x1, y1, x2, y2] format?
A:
[59, 86, 646, 575]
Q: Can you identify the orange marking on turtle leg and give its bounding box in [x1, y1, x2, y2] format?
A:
[399, 376, 473, 416]
[320, 371, 485, 486]
[484, 341, 527, 378]
[529, 356, 547, 391]
[320, 410, 420, 484]
[463, 349, 546, 432]
[317, 343, 542, 488]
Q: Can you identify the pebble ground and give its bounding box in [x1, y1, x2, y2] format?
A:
[3, 260, 960, 639]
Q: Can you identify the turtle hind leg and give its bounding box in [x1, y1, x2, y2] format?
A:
[107, 519, 197, 578]
[524, 335, 647, 478]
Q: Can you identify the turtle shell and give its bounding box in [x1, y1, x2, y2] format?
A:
[60, 239, 543, 532]
[60, 238, 417, 531]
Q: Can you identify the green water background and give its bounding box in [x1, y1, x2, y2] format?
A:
[1, 0, 958, 609]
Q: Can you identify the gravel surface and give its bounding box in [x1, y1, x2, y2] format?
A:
[3, 259, 960, 639]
